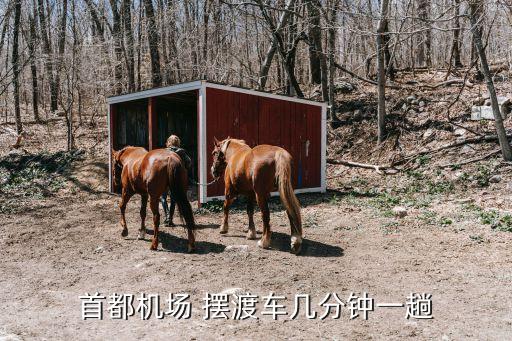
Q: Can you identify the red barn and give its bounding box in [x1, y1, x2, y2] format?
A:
[107, 80, 327, 205]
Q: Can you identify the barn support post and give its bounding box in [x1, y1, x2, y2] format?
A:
[321, 104, 327, 192]
[198, 84, 207, 205]
[148, 97, 157, 150]
[108, 104, 117, 193]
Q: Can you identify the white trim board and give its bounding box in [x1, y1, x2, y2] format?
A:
[204, 187, 325, 203]
[320, 105, 327, 193]
[205, 82, 328, 108]
[107, 80, 203, 104]
[198, 84, 208, 204]
[106, 80, 327, 107]
[108, 105, 112, 193]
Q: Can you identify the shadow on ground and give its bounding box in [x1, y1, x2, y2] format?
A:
[144, 228, 226, 254]
[198, 188, 376, 214]
[269, 232, 344, 257]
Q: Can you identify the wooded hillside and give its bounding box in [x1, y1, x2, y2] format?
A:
[1, 0, 512, 153]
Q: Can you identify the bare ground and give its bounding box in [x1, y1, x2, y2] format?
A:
[2, 76, 512, 339]
[1, 154, 512, 340]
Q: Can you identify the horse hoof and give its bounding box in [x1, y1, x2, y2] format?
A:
[246, 230, 257, 240]
[291, 243, 302, 255]
[150, 244, 157, 251]
[166, 221, 175, 227]
[290, 236, 302, 255]
[257, 239, 270, 249]
[219, 226, 228, 234]
[121, 228, 128, 237]
[187, 245, 196, 253]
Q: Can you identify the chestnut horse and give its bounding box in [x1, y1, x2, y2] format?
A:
[112, 146, 196, 252]
[211, 138, 303, 254]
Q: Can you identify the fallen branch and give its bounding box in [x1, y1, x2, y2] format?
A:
[392, 134, 507, 167]
[420, 78, 473, 90]
[327, 158, 398, 175]
[438, 149, 500, 168]
[333, 62, 402, 90]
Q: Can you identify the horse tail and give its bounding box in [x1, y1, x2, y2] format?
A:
[275, 149, 302, 240]
[167, 156, 196, 233]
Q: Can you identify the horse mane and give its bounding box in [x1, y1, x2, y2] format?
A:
[227, 138, 246, 145]
[223, 138, 247, 152]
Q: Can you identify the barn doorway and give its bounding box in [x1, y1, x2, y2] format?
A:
[154, 90, 198, 200]
[114, 98, 149, 150]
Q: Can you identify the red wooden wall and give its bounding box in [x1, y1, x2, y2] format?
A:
[205, 87, 322, 197]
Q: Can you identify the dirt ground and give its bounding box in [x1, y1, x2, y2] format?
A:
[1, 153, 512, 340]
[3, 75, 512, 339]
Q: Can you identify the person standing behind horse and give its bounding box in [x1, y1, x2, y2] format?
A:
[161, 135, 192, 226]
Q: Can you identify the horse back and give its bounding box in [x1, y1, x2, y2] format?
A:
[227, 144, 285, 194]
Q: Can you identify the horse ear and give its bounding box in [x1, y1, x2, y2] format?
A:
[213, 137, 219, 145]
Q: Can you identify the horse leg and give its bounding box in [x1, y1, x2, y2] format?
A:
[149, 196, 160, 250]
[138, 194, 148, 240]
[287, 211, 302, 254]
[168, 196, 176, 227]
[246, 194, 257, 240]
[160, 191, 169, 225]
[119, 189, 132, 237]
[256, 193, 271, 249]
[186, 226, 196, 253]
[219, 195, 235, 234]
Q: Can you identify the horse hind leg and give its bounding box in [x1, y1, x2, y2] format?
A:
[149, 196, 160, 250]
[220, 196, 235, 234]
[256, 193, 271, 249]
[119, 190, 132, 237]
[246, 194, 257, 240]
[287, 211, 302, 255]
[138, 194, 148, 240]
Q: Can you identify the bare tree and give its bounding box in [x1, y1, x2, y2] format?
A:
[452, 0, 463, 68]
[11, 0, 22, 134]
[109, 0, 124, 95]
[257, 0, 296, 90]
[23, 9, 40, 122]
[37, 0, 58, 112]
[377, 0, 390, 143]
[143, 0, 162, 87]
[255, 0, 304, 97]
[469, 0, 512, 160]
[416, 0, 432, 68]
[122, 0, 135, 92]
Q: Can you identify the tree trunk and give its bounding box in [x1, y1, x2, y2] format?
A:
[109, 0, 123, 95]
[12, 0, 22, 134]
[37, 0, 58, 112]
[25, 12, 41, 122]
[416, 0, 431, 68]
[143, 0, 162, 87]
[54, 0, 68, 104]
[377, 0, 390, 143]
[122, 0, 135, 92]
[255, 0, 303, 97]
[469, 1, 512, 160]
[452, 0, 462, 67]
[202, 0, 211, 79]
[306, 0, 321, 85]
[327, 0, 340, 122]
[258, 0, 295, 90]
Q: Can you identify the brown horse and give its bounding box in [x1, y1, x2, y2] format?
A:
[211, 138, 303, 254]
[112, 146, 196, 252]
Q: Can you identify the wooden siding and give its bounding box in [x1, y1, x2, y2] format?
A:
[113, 99, 149, 150]
[205, 87, 322, 197]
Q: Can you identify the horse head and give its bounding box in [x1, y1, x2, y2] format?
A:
[112, 148, 126, 188]
[211, 138, 229, 180]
